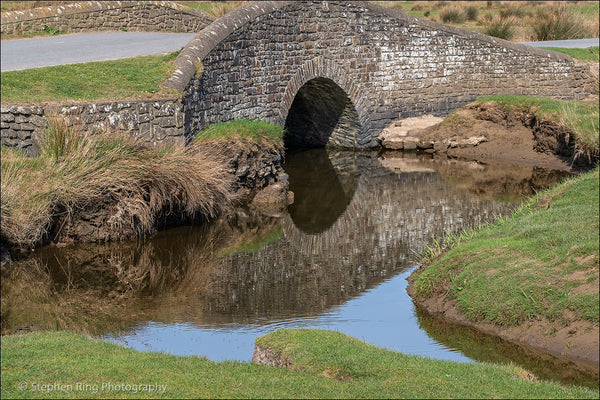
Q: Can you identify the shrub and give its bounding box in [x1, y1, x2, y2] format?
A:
[440, 6, 466, 24]
[498, 5, 527, 19]
[480, 14, 516, 40]
[464, 5, 479, 21]
[530, 7, 591, 41]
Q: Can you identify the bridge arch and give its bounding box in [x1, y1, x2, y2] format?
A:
[166, 1, 589, 149]
[280, 58, 367, 148]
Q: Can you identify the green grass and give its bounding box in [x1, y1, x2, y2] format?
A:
[0, 329, 596, 399]
[475, 95, 599, 157]
[195, 120, 284, 146]
[0, 52, 181, 104]
[541, 46, 600, 62]
[410, 167, 599, 326]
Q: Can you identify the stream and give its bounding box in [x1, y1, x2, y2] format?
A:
[3, 149, 596, 388]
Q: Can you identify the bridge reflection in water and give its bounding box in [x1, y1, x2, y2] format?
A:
[4, 150, 586, 386]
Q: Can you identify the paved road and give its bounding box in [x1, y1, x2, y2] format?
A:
[518, 38, 599, 48]
[1, 32, 597, 72]
[1, 32, 197, 72]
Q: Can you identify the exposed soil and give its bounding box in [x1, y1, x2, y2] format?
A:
[380, 100, 598, 173]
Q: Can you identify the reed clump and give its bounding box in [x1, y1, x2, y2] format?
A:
[480, 13, 516, 40]
[529, 6, 595, 41]
[439, 6, 466, 24]
[1, 117, 233, 249]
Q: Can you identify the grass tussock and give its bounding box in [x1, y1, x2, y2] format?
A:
[411, 167, 600, 326]
[530, 6, 596, 41]
[1, 117, 233, 249]
[439, 6, 466, 24]
[480, 13, 516, 40]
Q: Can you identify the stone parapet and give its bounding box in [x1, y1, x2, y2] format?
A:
[1, 1, 214, 35]
[1, 98, 186, 156]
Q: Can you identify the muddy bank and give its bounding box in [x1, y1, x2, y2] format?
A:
[406, 281, 599, 374]
[379, 101, 599, 172]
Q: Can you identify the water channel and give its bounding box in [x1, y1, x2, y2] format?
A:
[2, 149, 596, 389]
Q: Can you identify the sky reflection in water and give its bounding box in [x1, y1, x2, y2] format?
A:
[104, 267, 470, 362]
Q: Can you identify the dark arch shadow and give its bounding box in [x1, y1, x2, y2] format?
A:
[284, 77, 361, 149]
[283, 149, 360, 234]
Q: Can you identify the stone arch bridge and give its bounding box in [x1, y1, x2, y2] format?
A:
[165, 1, 589, 149]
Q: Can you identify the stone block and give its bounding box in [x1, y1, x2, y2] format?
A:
[19, 123, 35, 131]
[403, 137, 419, 150]
[1, 114, 14, 123]
[158, 117, 176, 128]
[17, 130, 32, 140]
[30, 115, 48, 128]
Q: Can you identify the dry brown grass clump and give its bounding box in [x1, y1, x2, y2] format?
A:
[529, 6, 596, 41]
[1, 117, 233, 249]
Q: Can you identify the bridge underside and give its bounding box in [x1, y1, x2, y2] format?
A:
[284, 78, 361, 149]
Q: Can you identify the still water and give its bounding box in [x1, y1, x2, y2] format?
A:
[4, 150, 595, 387]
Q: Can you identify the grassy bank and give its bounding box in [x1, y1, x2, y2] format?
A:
[179, 1, 246, 17]
[376, 1, 599, 41]
[0, 52, 180, 104]
[474, 95, 599, 159]
[0, 118, 285, 250]
[1, 329, 597, 399]
[195, 119, 284, 146]
[410, 167, 599, 326]
[0, 118, 233, 249]
[541, 46, 600, 62]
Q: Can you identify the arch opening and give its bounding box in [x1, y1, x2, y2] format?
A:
[284, 77, 361, 149]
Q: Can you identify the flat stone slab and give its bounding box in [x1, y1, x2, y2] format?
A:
[379, 114, 444, 150]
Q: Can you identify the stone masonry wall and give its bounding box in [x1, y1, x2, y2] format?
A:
[1, 98, 185, 157]
[168, 1, 590, 148]
[0, 1, 214, 35]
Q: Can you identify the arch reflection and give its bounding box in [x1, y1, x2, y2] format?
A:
[284, 148, 360, 234]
